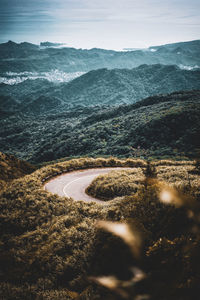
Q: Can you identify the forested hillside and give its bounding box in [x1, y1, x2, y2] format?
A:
[1, 64, 200, 115]
[0, 90, 199, 163]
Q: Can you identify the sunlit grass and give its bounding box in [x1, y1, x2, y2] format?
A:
[97, 221, 142, 257]
[0, 156, 200, 299]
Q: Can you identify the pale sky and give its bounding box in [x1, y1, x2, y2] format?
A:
[0, 0, 200, 50]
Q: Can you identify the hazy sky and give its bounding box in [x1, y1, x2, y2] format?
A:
[0, 0, 200, 50]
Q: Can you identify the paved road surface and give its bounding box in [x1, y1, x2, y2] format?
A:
[44, 167, 130, 203]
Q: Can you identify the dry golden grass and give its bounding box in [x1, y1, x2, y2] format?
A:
[156, 164, 200, 198]
[0, 151, 35, 193]
[86, 169, 144, 200]
[86, 163, 200, 201]
[0, 156, 200, 299]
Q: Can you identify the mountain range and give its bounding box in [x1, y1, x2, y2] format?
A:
[0, 37, 200, 300]
[1, 64, 200, 115]
[0, 90, 199, 163]
[0, 40, 199, 73]
[0, 39, 200, 162]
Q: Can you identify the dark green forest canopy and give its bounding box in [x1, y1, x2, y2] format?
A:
[0, 90, 199, 163]
[0, 39, 200, 164]
[1, 64, 200, 115]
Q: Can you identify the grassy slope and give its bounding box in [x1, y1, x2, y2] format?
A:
[0, 156, 200, 299]
[86, 168, 145, 200]
[0, 151, 35, 190]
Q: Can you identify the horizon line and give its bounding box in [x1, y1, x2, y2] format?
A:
[0, 38, 200, 52]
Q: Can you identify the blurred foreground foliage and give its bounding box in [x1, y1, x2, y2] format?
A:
[0, 156, 200, 299]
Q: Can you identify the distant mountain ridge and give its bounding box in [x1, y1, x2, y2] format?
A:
[0, 39, 200, 162]
[0, 39, 199, 73]
[149, 39, 200, 52]
[1, 64, 199, 115]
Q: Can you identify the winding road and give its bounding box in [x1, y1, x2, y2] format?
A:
[44, 167, 130, 203]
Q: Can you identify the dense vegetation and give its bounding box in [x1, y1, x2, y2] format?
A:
[0, 156, 200, 299]
[1, 38, 200, 299]
[86, 160, 200, 201]
[0, 40, 200, 73]
[86, 169, 145, 200]
[1, 64, 200, 114]
[0, 152, 35, 189]
[0, 90, 199, 163]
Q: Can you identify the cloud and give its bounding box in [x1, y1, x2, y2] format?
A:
[0, 0, 199, 48]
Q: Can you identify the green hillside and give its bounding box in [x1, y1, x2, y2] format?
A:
[0, 90, 199, 163]
[0, 64, 200, 116]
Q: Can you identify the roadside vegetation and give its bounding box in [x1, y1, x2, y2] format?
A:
[0, 151, 35, 190]
[86, 169, 145, 200]
[86, 160, 200, 201]
[0, 156, 200, 299]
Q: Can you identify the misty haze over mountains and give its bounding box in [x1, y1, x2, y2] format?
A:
[0, 40, 200, 73]
[0, 70, 85, 85]
[0, 39, 199, 87]
[0, 39, 200, 162]
[1, 64, 200, 115]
